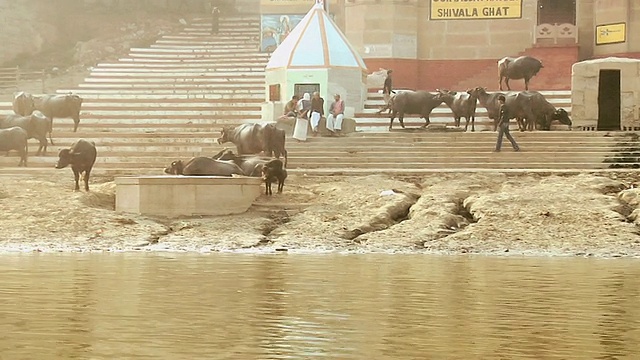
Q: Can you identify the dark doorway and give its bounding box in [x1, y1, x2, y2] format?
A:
[597, 70, 621, 131]
[537, 0, 576, 25]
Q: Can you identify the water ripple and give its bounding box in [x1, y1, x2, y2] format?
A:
[0, 254, 639, 359]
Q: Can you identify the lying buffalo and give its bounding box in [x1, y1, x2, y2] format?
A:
[33, 93, 83, 133]
[0, 127, 28, 167]
[0, 111, 53, 155]
[55, 139, 97, 191]
[213, 148, 272, 177]
[389, 90, 444, 130]
[164, 157, 244, 176]
[12, 91, 35, 116]
[498, 56, 543, 91]
[216, 123, 288, 167]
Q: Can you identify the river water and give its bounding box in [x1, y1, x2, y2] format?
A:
[0, 254, 639, 359]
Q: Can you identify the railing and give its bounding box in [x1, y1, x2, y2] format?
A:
[535, 23, 578, 45]
[0, 67, 47, 94]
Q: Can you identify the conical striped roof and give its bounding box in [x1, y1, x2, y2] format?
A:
[265, 3, 367, 70]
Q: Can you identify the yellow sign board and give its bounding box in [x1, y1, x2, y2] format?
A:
[596, 23, 626, 45]
[261, 0, 315, 5]
[430, 0, 522, 20]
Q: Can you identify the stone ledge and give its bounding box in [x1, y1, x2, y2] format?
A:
[115, 175, 263, 217]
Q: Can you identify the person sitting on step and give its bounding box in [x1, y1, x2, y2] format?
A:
[326, 93, 345, 136]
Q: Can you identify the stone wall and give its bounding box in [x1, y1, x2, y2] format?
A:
[572, 57, 640, 129]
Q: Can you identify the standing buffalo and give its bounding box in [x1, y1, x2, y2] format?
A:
[216, 123, 288, 167]
[12, 91, 35, 116]
[259, 159, 287, 195]
[33, 93, 83, 133]
[437, 88, 480, 132]
[0, 127, 28, 167]
[1, 111, 53, 155]
[164, 157, 244, 176]
[498, 56, 543, 91]
[505, 91, 572, 131]
[55, 139, 97, 191]
[475, 87, 506, 131]
[389, 90, 444, 130]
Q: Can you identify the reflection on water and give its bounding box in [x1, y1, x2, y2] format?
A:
[0, 254, 639, 359]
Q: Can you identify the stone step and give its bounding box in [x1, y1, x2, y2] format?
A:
[88, 71, 265, 78]
[150, 43, 259, 50]
[91, 64, 265, 73]
[82, 78, 264, 85]
[75, 84, 265, 91]
[0, 158, 613, 170]
[154, 40, 260, 46]
[0, 102, 261, 110]
[54, 89, 265, 96]
[83, 77, 263, 84]
[5, 167, 636, 178]
[128, 47, 268, 55]
[95, 64, 267, 72]
[116, 58, 268, 64]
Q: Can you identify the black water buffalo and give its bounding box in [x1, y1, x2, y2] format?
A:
[498, 56, 543, 91]
[0, 127, 28, 167]
[1, 111, 53, 155]
[475, 87, 506, 131]
[216, 123, 288, 167]
[213, 148, 272, 177]
[389, 90, 444, 130]
[55, 139, 97, 191]
[33, 93, 83, 132]
[506, 91, 572, 131]
[437, 88, 480, 132]
[12, 91, 35, 116]
[164, 156, 244, 176]
[259, 158, 287, 195]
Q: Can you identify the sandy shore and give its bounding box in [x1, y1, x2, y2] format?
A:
[2, 170, 640, 257]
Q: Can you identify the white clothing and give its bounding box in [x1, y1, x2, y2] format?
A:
[326, 113, 344, 131]
[293, 117, 309, 141]
[310, 111, 321, 131]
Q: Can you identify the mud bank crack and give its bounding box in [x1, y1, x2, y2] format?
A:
[342, 190, 420, 241]
[255, 210, 292, 245]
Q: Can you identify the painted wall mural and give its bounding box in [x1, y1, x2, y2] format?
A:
[260, 14, 305, 52]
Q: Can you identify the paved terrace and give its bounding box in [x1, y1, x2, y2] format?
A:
[0, 16, 636, 176]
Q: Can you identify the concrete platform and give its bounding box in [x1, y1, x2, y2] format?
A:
[115, 175, 263, 217]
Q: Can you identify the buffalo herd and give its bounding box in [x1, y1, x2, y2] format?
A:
[3, 90, 289, 195]
[164, 122, 289, 195]
[1, 54, 565, 195]
[384, 55, 572, 132]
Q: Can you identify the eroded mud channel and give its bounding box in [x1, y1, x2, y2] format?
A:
[2, 172, 640, 257]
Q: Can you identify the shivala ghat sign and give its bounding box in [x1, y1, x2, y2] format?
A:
[596, 23, 626, 45]
[430, 0, 522, 20]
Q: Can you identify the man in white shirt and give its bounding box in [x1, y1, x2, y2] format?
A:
[326, 93, 345, 136]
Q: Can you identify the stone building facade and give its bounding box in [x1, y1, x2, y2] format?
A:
[254, 0, 640, 91]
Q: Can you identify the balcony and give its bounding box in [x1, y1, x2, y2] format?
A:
[535, 23, 578, 46]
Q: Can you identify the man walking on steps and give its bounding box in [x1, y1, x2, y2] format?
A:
[494, 95, 520, 152]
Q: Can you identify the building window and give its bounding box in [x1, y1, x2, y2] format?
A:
[294, 83, 320, 97]
[269, 84, 280, 102]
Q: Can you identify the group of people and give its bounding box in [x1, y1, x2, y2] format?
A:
[380, 69, 520, 152]
[283, 92, 345, 142]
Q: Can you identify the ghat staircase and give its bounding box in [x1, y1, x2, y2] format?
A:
[0, 16, 636, 176]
